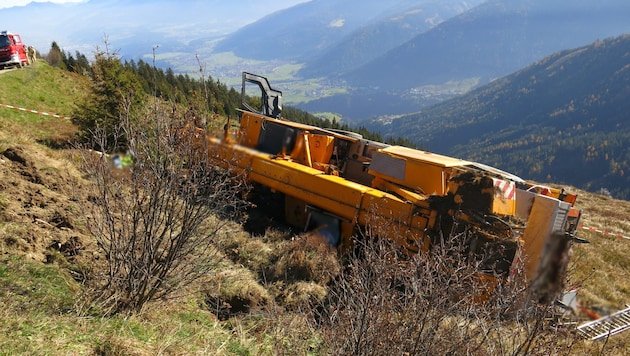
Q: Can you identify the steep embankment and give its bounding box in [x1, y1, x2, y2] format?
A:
[0, 62, 90, 262]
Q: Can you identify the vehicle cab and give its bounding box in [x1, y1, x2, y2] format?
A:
[0, 31, 28, 69]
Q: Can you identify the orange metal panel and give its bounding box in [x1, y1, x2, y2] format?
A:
[370, 146, 471, 196]
[238, 112, 264, 148]
[248, 157, 366, 221]
[382, 146, 471, 167]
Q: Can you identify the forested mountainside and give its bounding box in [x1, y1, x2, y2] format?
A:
[293, 0, 630, 122]
[385, 35, 630, 200]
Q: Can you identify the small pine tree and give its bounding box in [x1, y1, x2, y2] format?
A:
[73, 43, 146, 151]
[74, 51, 91, 75]
[46, 41, 67, 69]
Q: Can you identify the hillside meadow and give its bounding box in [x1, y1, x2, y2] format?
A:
[0, 62, 629, 354]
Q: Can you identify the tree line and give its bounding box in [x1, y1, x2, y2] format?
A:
[45, 41, 414, 148]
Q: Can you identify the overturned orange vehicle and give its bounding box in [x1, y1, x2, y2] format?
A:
[202, 72, 582, 303]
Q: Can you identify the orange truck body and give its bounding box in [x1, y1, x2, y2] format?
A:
[203, 72, 582, 302]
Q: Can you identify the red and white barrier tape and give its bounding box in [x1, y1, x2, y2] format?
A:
[1, 103, 72, 120]
[579, 225, 630, 240]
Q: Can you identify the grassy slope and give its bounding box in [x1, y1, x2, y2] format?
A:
[0, 63, 278, 355]
[0, 63, 629, 354]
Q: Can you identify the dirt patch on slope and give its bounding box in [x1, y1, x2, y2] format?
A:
[0, 144, 95, 265]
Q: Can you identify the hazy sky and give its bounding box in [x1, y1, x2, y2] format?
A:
[0, 0, 308, 10]
[0, 0, 310, 53]
[0, 0, 86, 9]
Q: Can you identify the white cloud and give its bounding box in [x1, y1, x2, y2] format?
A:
[0, 0, 86, 10]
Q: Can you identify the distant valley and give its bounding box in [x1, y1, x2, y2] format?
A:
[208, 0, 630, 122]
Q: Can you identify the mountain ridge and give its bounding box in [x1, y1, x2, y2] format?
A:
[384, 34, 630, 199]
[342, 0, 630, 91]
[286, 0, 630, 121]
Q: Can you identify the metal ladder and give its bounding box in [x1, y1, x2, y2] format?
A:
[577, 305, 630, 340]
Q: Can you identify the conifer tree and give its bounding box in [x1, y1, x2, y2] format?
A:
[46, 41, 67, 69]
[73, 44, 146, 151]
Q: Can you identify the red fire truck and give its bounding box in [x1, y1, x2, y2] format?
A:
[0, 31, 29, 69]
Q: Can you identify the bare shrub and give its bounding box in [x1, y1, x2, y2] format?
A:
[312, 227, 580, 355]
[79, 102, 248, 315]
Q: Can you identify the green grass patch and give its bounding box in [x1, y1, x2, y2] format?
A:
[0, 255, 78, 313]
[266, 63, 303, 80]
[0, 62, 87, 115]
[0, 63, 80, 143]
[0, 255, 265, 354]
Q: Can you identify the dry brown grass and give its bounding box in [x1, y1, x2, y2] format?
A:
[568, 191, 630, 314]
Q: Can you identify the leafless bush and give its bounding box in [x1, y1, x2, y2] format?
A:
[312, 226, 579, 355]
[79, 102, 248, 315]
